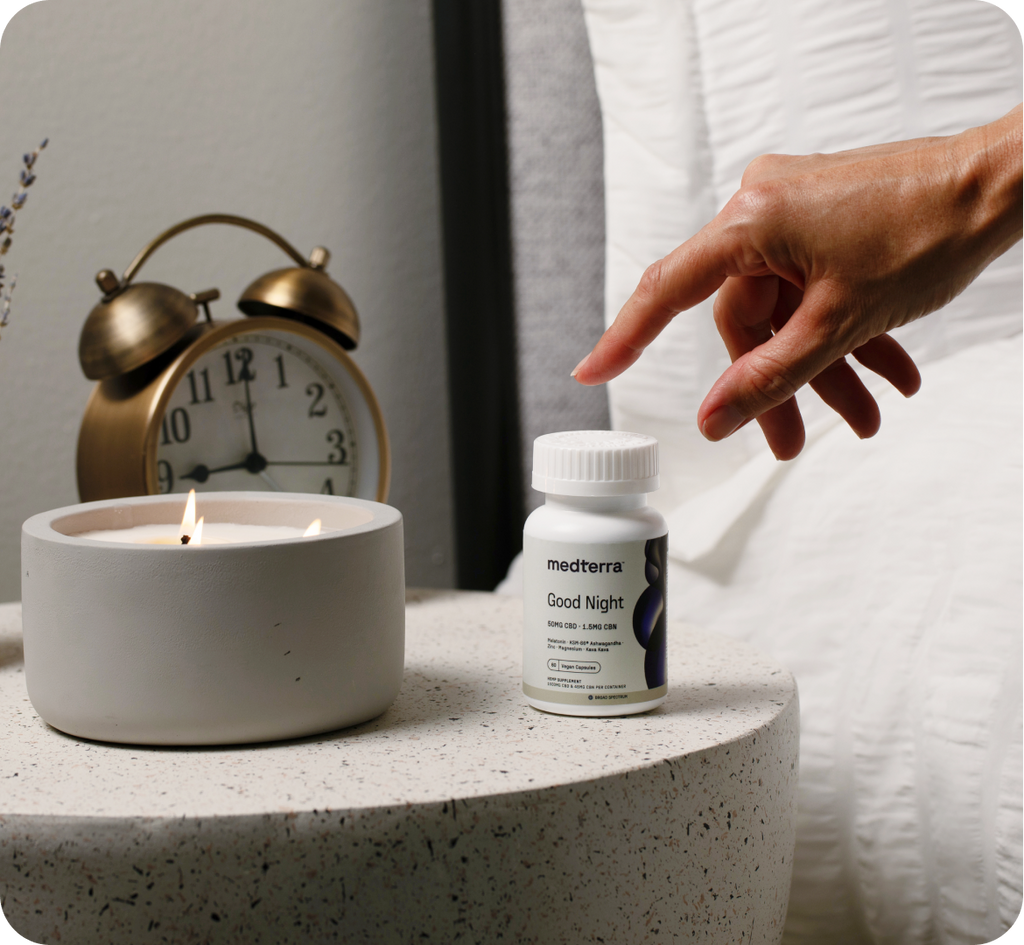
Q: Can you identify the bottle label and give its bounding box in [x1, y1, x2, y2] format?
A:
[522, 534, 667, 706]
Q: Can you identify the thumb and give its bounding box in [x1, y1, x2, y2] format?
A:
[697, 285, 845, 440]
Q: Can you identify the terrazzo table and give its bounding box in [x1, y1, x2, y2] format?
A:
[0, 589, 798, 944]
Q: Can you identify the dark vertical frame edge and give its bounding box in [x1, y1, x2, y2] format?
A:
[431, 0, 524, 590]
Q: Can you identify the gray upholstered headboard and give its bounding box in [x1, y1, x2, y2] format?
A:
[501, 0, 611, 515]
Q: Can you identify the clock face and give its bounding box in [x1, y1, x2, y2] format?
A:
[152, 324, 385, 499]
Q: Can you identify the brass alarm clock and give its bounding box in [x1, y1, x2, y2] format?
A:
[76, 214, 390, 502]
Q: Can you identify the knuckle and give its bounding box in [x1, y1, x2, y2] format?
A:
[729, 180, 782, 221]
[745, 352, 800, 405]
[719, 182, 786, 252]
[740, 152, 783, 185]
[635, 257, 668, 304]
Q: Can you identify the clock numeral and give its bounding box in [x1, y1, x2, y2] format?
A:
[157, 460, 174, 494]
[187, 368, 214, 405]
[327, 429, 348, 465]
[237, 347, 255, 381]
[160, 407, 191, 445]
[274, 355, 288, 389]
[320, 478, 334, 495]
[223, 347, 255, 385]
[306, 382, 328, 418]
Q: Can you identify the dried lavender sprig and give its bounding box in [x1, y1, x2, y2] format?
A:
[1, 274, 16, 328]
[0, 137, 45, 241]
[0, 138, 46, 334]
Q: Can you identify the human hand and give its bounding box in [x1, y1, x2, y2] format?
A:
[572, 105, 1022, 459]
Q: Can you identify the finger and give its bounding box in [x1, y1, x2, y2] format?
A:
[574, 227, 741, 385]
[851, 333, 922, 396]
[697, 281, 845, 437]
[710, 276, 808, 459]
[713, 275, 778, 360]
[753, 398, 806, 460]
[712, 279, 807, 457]
[807, 357, 881, 438]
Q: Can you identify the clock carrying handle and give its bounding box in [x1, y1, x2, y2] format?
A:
[121, 214, 309, 286]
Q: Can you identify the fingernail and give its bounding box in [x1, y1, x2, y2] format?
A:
[701, 405, 746, 441]
[570, 354, 590, 379]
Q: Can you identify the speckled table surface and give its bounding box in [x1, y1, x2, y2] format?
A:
[1, 589, 798, 944]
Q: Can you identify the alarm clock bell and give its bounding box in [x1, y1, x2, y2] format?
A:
[78, 213, 360, 382]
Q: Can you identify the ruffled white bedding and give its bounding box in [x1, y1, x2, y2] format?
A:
[572, 1, 1023, 941]
[665, 336, 1022, 943]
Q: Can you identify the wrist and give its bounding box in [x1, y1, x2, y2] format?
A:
[949, 105, 1022, 262]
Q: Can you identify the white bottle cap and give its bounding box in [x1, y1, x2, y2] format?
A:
[532, 430, 659, 496]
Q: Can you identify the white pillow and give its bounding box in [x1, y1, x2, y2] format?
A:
[667, 336, 1022, 943]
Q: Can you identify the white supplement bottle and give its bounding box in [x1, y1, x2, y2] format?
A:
[522, 431, 668, 716]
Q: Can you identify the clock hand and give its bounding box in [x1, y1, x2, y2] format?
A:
[242, 372, 260, 457]
[264, 460, 349, 466]
[180, 452, 270, 483]
[178, 465, 210, 483]
[180, 460, 248, 482]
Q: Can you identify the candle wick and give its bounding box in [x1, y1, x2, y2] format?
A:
[181, 534, 191, 545]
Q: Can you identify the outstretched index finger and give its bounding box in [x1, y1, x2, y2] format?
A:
[572, 223, 741, 385]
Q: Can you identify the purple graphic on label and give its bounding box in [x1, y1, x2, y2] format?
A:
[632, 535, 667, 689]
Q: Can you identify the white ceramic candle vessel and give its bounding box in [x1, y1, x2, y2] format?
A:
[21, 492, 404, 746]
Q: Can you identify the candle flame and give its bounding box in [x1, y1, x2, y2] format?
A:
[303, 518, 322, 537]
[191, 516, 204, 546]
[181, 489, 197, 535]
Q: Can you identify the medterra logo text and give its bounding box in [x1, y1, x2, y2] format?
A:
[547, 558, 623, 574]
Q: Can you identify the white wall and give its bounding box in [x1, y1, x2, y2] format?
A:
[0, 0, 456, 599]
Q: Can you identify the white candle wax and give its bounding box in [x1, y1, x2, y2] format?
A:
[77, 523, 329, 545]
